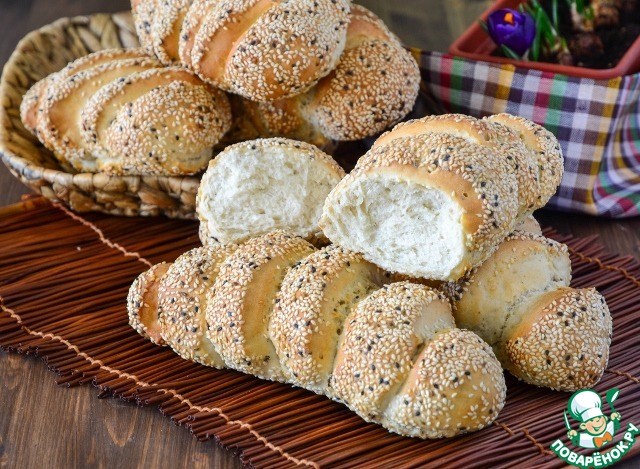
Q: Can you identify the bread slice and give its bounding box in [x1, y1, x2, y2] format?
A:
[197, 138, 345, 245]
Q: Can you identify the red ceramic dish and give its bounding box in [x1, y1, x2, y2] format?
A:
[448, 0, 640, 79]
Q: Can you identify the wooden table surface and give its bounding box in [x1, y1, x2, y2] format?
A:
[1, 1, 639, 468]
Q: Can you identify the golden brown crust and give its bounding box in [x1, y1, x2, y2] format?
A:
[99, 79, 231, 175]
[270, 245, 390, 394]
[305, 4, 420, 140]
[132, 0, 158, 55]
[157, 244, 238, 367]
[486, 113, 564, 207]
[445, 231, 571, 347]
[205, 232, 316, 381]
[374, 114, 543, 215]
[177, 0, 214, 69]
[332, 282, 455, 420]
[127, 262, 171, 345]
[191, 0, 350, 101]
[20, 48, 149, 144]
[38, 56, 161, 171]
[383, 328, 506, 438]
[506, 287, 611, 391]
[152, 0, 193, 64]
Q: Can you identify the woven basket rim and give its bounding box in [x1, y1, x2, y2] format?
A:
[0, 11, 200, 218]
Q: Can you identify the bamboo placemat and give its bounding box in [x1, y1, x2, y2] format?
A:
[1, 196, 639, 468]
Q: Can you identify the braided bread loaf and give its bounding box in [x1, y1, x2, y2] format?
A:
[133, 0, 351, 102]
[444, 230, 612, 391]
[128, 231, 507, 439]
[20, 48, 231, 175]
[319, 113, 564, 281]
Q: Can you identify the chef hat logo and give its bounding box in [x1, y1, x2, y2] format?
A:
[568, 390, 604, 423]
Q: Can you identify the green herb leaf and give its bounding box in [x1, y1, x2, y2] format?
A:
[500, 44, 522, 60]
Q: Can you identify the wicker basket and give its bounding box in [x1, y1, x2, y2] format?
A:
[0, 12, 200, 219]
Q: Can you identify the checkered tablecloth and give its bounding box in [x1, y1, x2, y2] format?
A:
[415, 50, 640, 217]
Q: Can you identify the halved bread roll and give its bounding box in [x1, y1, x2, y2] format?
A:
[319, 113, 564, 281]
[196, 138, 345, 245]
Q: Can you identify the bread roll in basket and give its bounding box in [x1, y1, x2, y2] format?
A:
[0, 12, 202, 218]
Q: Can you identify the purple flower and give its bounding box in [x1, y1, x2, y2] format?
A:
[487, 8, 536, 56]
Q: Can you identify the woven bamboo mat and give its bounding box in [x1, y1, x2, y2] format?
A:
[1, 196, 639, 468]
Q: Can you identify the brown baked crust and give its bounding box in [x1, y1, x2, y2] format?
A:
[305, 4, 421, 140]
[190, 0, 350, 101]
[177, 0, 214, 69]
[78, 65, 231, 175]
[331, 282, 454, 420]
[270, 245, 390, 394]
[486, 113, 564, 207]
[374, 114, 543, 215]
[132, 0, 157, 55]
[445, 231, 571, 348]
[205, 232, 316, 381]
[157, 244, 238, 367]
[383, 328, 507, 438]
[37, 56, 161, 171]
[152, 0, 193, 63]
[127, 262, 171, 345]
[20, 48, 149, 143]
[505, 287, 612, 391]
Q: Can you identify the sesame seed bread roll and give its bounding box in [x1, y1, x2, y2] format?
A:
[331, 282, 505, 438]
[446, 232, 612, 391]
[196, 138, 345, 245]
[505, 287, 611, 391]
[445, 232, 572, 348]
[156, 244, 238, 367]
[382, 327, 506, 438]
[36, 56, 161, 172]
[205, 232, 316, 381]
[320, 128, 520, 281]
[189, 0, 350, 101]
[127, 262, 171, 345]
[128, 235, 507, 438]
[81, 67, 231, 175]
[300, 4, 421, 141]
[227, 5, 421, 146]
[20, 48, 151, 137]
[270, 245, 392, 395]
[378, 114, 540, 212]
